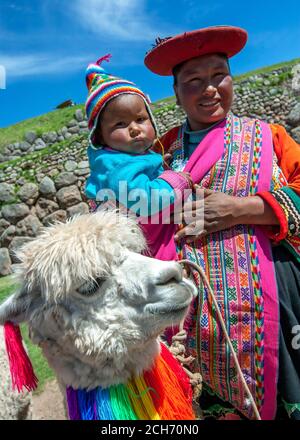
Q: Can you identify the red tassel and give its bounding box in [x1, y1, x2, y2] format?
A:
[4, 322, 38, 392]
[95, 54, 112, 66]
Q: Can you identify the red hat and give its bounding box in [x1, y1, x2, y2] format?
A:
[144, 25, 248, 76]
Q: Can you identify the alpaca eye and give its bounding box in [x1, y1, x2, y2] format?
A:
[77, 278, 104, 296]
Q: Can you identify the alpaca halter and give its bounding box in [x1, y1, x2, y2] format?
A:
[65, 343, 195, 420]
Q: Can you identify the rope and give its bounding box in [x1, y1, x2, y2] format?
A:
[179, 259, 261, 420]
[155, 138, 165, 158]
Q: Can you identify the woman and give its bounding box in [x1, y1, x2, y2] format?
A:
[144, 26, 300, 420]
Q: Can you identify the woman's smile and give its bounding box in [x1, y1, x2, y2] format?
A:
[199, 99, 220, 110]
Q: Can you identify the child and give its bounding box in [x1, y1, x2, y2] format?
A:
[85, 55, 192, 218]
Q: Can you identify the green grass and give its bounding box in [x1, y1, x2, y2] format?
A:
[0, 274, 19, 302]
[233, 57, 300, 82]
[0, 275, 55, 394]
[153, 102, 178, 115]
[152, 96, 176, 108]
[0, 104, 84, 151]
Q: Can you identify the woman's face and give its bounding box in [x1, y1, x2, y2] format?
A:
[174, 53, 233, 130]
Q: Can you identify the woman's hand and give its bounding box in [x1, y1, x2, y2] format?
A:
[174, 186, 279, 243]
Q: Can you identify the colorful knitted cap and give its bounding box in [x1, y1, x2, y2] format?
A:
[85, 54, 157, 146]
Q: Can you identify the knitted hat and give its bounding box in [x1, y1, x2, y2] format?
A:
[85, 55, 158, 147]
[144, 25, 248, 76]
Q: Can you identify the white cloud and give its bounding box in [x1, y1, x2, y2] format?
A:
[72, 0, 164, 42]
[0, 53, 91, 79]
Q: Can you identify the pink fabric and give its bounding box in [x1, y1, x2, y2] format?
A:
[255, 122, 279, 420]
[184, 118, 227, 180]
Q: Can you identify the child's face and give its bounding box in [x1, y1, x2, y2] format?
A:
[174, 53, 233, 131]
[98, 94, 156, 153]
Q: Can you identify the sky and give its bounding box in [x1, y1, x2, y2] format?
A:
[0, 0, 299, 128]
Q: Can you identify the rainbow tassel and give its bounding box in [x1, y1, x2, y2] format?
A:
[66, 343, 195, 420]
[110, 385, 137, 420]
[66, 387, 81, 420]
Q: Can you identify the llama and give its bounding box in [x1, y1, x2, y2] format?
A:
[0, 210, 197, 420]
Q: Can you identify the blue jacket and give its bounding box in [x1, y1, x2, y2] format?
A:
[85, 146, 177, 215]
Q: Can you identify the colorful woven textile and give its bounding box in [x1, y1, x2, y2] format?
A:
[170, 114, 279, 419]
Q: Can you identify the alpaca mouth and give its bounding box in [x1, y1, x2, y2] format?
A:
[147, 303, 190, 316]
[146, 278, 196, 317]
[145, 288, 192, 316]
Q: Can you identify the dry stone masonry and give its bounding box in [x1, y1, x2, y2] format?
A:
[0, 62, 300, 275]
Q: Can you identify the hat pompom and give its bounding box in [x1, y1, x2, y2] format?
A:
[86, 54, 112, 89]
[95, 54, 112, 66]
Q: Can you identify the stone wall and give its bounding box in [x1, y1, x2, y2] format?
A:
[0, 62, 299, 275]
[0, 109, 89, 164]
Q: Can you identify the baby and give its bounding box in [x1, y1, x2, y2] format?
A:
[85, 55, 192, 218]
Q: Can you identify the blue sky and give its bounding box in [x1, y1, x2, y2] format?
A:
[0, 0, 299, 128]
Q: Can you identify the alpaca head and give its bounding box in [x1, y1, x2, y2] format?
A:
[0, 211, 196, 390]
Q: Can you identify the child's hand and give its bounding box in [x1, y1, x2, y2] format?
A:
[178, 171, 193, 188]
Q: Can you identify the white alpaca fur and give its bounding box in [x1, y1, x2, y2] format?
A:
[0, 210, 196, 391]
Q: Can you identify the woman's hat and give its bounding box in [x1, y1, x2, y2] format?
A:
[144, 25, 248, 76]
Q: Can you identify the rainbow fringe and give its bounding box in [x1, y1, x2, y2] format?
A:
[66, 343, 195, 420]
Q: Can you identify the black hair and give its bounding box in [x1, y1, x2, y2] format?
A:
[173, 53, 231, 86]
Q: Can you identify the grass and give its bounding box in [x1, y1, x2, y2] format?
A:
[153, 102, 178, 115]
[233, 57, 300, 82]
[0, 104, 84, 151]
[152, 96, 176, 108]
[0, 275, 55, 394]
[0, 274, 19, 302]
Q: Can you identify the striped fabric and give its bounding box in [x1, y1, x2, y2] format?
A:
[172, 114, 279, 419]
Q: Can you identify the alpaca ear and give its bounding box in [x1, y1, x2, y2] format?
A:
[0, 287, 33, 325]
